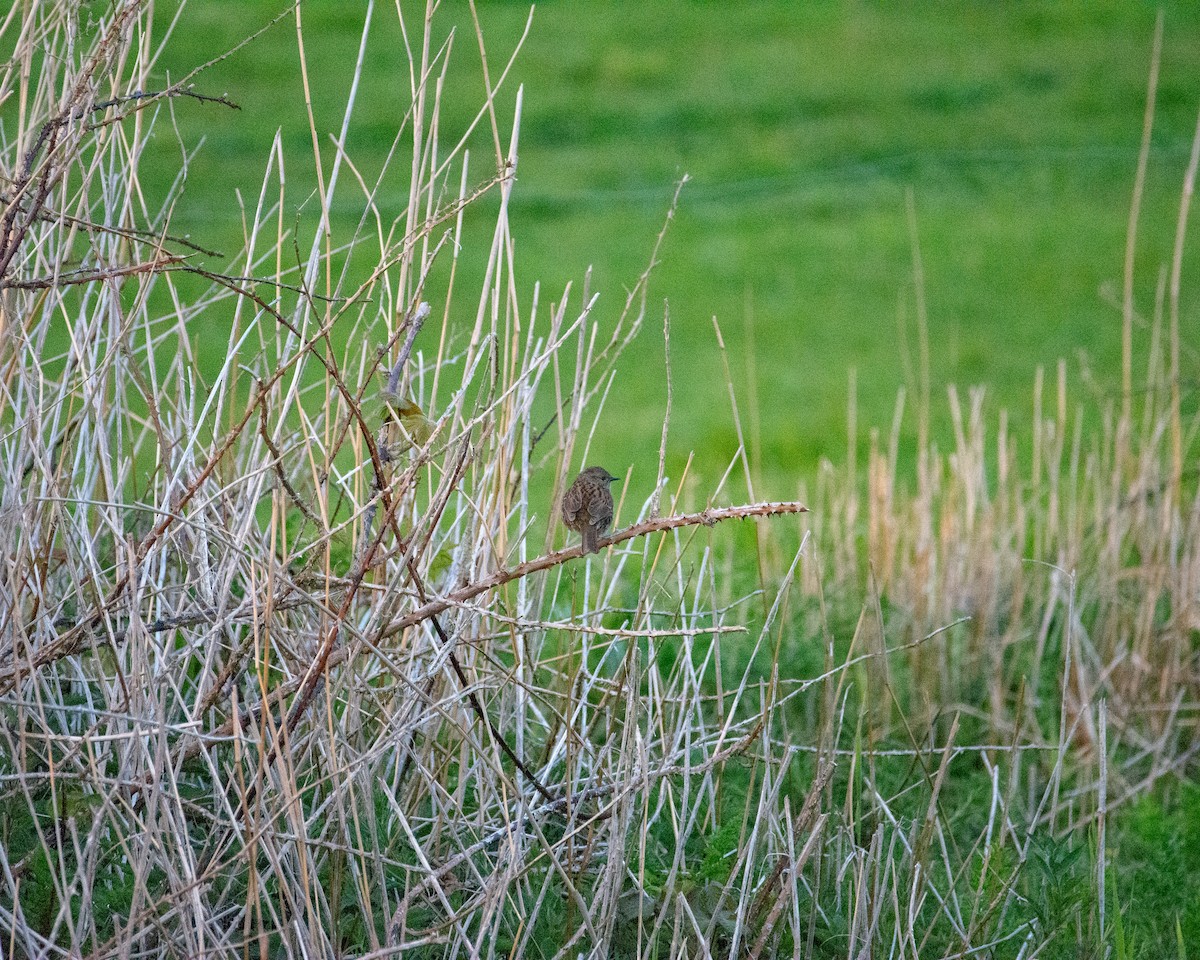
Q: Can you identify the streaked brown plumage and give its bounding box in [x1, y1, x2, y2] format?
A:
[561, 466, 618, 554]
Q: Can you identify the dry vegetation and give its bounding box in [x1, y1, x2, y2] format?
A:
[1, 3, 1198, 958]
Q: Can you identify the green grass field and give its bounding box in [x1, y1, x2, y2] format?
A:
[147, 0, 1200, 487]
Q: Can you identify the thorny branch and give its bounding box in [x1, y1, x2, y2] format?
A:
[170, 500, 809, 766]
[0, 0, 271, 290]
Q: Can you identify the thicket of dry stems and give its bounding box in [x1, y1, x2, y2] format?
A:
[1, 3, 1197, 958]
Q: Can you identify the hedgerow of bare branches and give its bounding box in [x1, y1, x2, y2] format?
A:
[2, 3, 1198, 959]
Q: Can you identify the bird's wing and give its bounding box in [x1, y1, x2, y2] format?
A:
[562, 485, 583, 522]
[587, 497, 613, 527]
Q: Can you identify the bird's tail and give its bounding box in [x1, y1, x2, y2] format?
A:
[582, 526, 599, 554]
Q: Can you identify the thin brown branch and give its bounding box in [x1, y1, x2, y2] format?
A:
[178, 500, 808, 762]
[406, 559, 557, 803]
[83, 86, 241, 127]
[4, 256, 189, 290]
[0, 192, 223, 257]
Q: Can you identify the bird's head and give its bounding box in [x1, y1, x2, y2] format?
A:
[582, 466, 618, 485]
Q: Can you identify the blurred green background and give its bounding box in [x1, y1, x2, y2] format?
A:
[146, 0, 1200, 494]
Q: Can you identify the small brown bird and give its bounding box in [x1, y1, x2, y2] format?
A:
[561, 466, 618, 554]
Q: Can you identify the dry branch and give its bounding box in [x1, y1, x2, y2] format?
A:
[178, 499, 808, 763]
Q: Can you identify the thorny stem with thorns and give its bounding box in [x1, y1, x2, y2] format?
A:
[170, 500, 809, 765]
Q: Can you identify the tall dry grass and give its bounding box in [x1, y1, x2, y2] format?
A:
[1, 2, 1197, 958]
